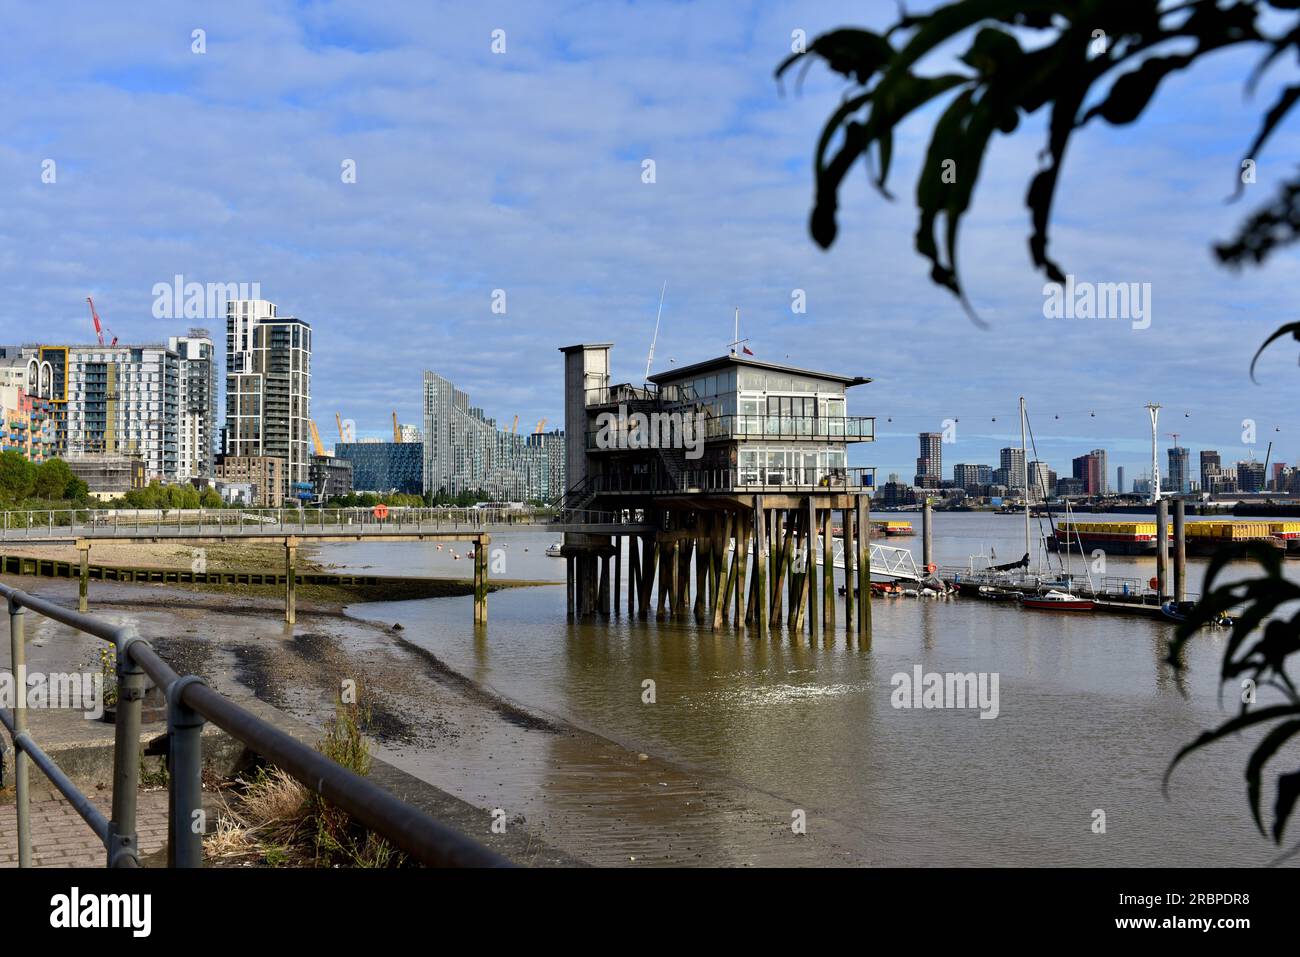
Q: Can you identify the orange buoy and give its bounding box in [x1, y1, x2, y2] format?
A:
[373, 503, 389, 520]
[926, 563, 937, 574]
[1149, 576, 1159, 590]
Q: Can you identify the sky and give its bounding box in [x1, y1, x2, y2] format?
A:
[1, 0, 1298, 485]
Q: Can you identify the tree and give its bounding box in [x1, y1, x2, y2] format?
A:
[33, 458, 73, 500]
[0, 451, 35, 502]
[784, 0, 1300, 850]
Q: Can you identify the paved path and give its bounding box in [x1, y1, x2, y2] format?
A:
[0, 791, 170, 867]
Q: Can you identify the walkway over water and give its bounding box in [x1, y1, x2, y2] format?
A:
[0, 506, 643, 543]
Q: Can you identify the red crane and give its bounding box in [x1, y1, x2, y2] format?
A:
[86, 296, 117, 346]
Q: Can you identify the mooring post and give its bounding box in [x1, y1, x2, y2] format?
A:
[753, 497, 768, 634]
[1155, 499, 1169, 602]
[922, 498, 933, 571]
[598, 551, 611, 617]
[1173, 499, 1186, 604]
[8, 601, 30, 867]
[77, 539, 90, 613]
[284, 537, 298, 624]
[735, 516, 747, 630]
[474, 534, 489, 623]
[856, 495, 872, 641]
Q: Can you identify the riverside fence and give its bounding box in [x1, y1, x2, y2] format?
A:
[0, 580, 510, 868]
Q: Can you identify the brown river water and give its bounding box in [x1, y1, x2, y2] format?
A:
[314, 511, 1300, 867]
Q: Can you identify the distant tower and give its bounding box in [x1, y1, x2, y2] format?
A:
[1116, 466, 1126, 495]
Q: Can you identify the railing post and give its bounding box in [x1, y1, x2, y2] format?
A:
[166, 675, 207, 867]
[9, 600, 31, 867]
[108, 635, 146, 867]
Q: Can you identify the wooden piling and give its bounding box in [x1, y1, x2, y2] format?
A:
[753, 497, 768, 634]
[1155, 498, 1169, 601]
[842, 507, 854, 631]
[77, 540, 90, 613]
[821, 508, 834, 631]
[856, 495, 871, 641]
[474, 533, 489, 623]
[284, 537, 298, 624]
[805, 497, 818, 633]
[1173, 498, 1186, 603]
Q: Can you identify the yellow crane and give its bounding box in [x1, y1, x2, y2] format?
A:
[309, 420, 326, 457]
[511, 415, 519, 434]
[392, 411, 402, 443]
[534, 418, 547, 433]
[335, 412, 345, 444]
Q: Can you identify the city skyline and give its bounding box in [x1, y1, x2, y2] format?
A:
[1, 1, 1298, 476]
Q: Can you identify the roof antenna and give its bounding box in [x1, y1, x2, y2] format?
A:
[645, 281, 666, 382]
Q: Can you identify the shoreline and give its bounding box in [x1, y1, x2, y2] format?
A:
[1, 573, 848, 866]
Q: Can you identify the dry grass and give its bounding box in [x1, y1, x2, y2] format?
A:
[203, 699, 409, 868]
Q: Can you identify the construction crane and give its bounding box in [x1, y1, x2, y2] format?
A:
[335, 412, 345, 444]
[534, 418, 547, 433]
[86, 297, 117, 347]
[309, 420, 326, 457]
[392, 412, 402, 443]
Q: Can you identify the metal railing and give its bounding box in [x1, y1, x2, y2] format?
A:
[572, 466, 875, 496]
[585, 414, 875, 450]
[0, 581, 510, 867]
[0, 506, 555, 541]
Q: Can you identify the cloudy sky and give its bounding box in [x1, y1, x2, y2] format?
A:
[2, 0, 1298, 484]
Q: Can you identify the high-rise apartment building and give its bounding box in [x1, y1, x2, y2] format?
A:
[915, 432, 942, 487]
[1167, 446, 1191, 494]
[422, 370, 564, 500]
[999, 447, 1026, 492]
[1028, 460, 1054, 500]
[62, 344, 180, 481]
[1116, 466, 1126, 495]
[168, 330, 217, 481]
[1199, 450, 1220, 494]
[1072, 450, 1105, 496]
[225, 300, 311, 504]
[953, 463, 991, 491]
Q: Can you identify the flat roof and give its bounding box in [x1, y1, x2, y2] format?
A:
[558, 343, 613, 353]
[647, 353, 870, 387]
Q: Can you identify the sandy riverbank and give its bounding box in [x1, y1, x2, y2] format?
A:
[0, 574, 856, 866]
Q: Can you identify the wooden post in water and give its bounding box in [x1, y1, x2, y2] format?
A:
[753, 497, 768, 634]
[821, 508, 834, 631]
[713, 513, 735, 630]
[474, 533, 489, 623]
[627, 537, 639, 617]
[922, 498, 933, 571]
[1173, 498, 1186, 603]
[284, 537, 298, 624]
[735, 511, 748, 630]
[805, 497, 818, 634]
[694, 516, 709, 621]
[856, 495, 872, 641]
[566, 553, 575, 618]
[842, 507, 854, 631]
[598, 552, 610, 616]
[614, 539, 621, 615]
[771, 511, 788, 625]
[77, 540, 90, 613]
[1155, 498, 1169, 601]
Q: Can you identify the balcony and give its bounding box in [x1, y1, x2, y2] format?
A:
[584, 466, 875, 495]
[585, 413, 874, 450]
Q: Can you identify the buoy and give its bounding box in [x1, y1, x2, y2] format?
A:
[926, 563, 937, 574]
[1149, 576, 1159, 590]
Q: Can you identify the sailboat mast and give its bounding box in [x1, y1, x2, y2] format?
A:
[1020, 396, 1030, 562]
[645, 281, 666, 382]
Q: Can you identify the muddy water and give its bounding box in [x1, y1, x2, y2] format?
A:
[327, 513, 1300, 867]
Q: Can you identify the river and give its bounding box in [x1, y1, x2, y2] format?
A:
[313, 511, 1300, 866]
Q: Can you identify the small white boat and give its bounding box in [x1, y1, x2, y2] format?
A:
[546, 542, 564, 558]
[1021, 589, 1093, 611]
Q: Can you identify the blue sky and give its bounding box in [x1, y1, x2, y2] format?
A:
[2, 0, 1298, 484]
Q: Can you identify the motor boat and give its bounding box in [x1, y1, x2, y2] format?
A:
[545, 542, 564, 558]
[1021, 589, 1094, 611]
[978, 585, 1020, 602]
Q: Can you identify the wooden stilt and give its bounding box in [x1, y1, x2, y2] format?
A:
[856, 495, 872, 641]
[805, 498, 818, 634]
[843, 507, 855, 631]
[822, 508, 834, 632]
[771, 510, 790, 624]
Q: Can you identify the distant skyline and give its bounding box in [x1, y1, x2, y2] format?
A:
[2, 1, 1297, 484]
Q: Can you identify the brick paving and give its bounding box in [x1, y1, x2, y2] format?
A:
[0, 791, 171, 867]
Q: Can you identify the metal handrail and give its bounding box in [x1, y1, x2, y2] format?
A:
[0, 581, 510, 868]
[0, 506, 556, 540]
